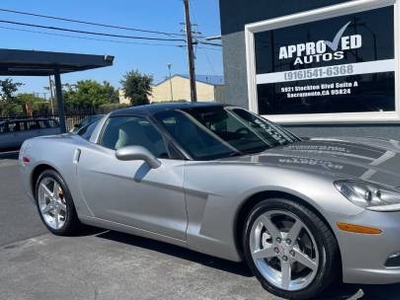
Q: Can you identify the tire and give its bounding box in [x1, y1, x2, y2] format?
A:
[242, 198, 339, 300]
[35, 169, 81, 235]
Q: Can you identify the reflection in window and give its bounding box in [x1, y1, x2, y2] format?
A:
[154, 107, 300, 160]
[99, 116, 168, 158]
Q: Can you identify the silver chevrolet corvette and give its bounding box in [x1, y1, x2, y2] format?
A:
[19, 103, 400, 299]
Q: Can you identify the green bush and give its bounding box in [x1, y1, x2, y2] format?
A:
[32, 101, 50, 115]
[97, 103, 129, 113]
[0, 102, 23, 117]
[151, 99, 188, 104]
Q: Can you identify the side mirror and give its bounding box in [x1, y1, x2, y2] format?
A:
[115, 145, 161, 169]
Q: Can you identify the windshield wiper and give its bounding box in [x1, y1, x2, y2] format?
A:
[228, 150, 244, 157]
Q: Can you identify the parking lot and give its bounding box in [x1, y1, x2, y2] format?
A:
[1, 150, 399, 300]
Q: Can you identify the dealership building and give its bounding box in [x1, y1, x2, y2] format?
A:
[219, 0, 400, 139]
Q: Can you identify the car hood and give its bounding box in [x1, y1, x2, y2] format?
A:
[223, 137, 400, 189]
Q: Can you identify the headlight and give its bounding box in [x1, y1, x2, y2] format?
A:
[334, 180, 400, 211]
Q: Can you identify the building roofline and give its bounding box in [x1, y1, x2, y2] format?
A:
[154, 74, 224, 87]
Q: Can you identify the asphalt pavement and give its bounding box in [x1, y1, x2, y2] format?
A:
[1, 150, 400, 300]
[0, 151, 47, 247]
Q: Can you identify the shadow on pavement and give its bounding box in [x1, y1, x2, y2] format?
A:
[95, 230, 253, 277]
[74, 225, 108, 237]
[93, 230, 400, 299]
[96, 231, 400, 300]
[357, 283, 400, 299]
[320, 283, 400, 300]
[0, 149, 19, 160]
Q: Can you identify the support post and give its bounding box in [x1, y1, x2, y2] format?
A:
[48, 75, 55, 115]
[54, 70, 67, 133]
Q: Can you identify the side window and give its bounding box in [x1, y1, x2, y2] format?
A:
[0, 123, 7, 133]
[26, 121, 32, 130]
[18, 122, 25, 131]
[8, 122, 16, 132]
[77, 120, 100, 140]
[99, 116, 169, 158]
[26, 121, 39, 130]
[37, 120, 47, 129]
[48, 119, 59, 128]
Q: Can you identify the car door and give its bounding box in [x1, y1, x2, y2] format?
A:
[76, 115, 188, 241]
[7, 121, 26, 148]
[38, 118, 61, 135]
[27, 120, 46, 138]
[20, 120, 41, 142]
[0, 122, 15, 148]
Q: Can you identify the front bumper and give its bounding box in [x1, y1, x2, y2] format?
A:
[334, 209, 400, 284]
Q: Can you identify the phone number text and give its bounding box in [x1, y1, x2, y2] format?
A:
[284, 65, 354, 81]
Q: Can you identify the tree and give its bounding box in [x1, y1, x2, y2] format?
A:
[63, 80, 119, 111]
[17, 93, 49, 116]
[120, 70, 153, 106]
[0, 78, 24, 116]
[0, 78, 23, 102]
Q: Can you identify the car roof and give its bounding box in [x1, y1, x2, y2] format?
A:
[109, 102, 224, 117]
[0, 117, 56, 122]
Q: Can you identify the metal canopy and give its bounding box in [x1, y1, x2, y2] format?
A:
[0, 48, 113, 76]
[0, 48, 114, 132]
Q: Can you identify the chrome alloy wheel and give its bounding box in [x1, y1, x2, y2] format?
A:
[249, 210, 320, 291]
[37, 177, 67, 230]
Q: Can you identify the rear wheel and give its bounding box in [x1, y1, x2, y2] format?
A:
[243, 198, 339, 299]
[35, 169, 80, 235]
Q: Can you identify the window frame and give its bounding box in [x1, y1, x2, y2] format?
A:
[245, 0, 399, 124]
[97, 114, 183, 160]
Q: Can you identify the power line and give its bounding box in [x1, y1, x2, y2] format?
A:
[0, 25, 185, 47]
[187, 0, 221, 77]
[0, 19, 186, 42]
[201, 48, 217, 76]
[0, 5, 222, 81]
[198, 40, 222, 47]
[0, 7, 184, 37]
[197, 46, 222, 52]
[177, 45, 221, 51]
[188, 0, 221, 47]
[0, 7, 220, 47]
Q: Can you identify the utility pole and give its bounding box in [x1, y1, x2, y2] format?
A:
[183, 0, 197, 102]
[167, 63, 174, 101]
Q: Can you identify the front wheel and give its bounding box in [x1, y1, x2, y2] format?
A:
[35, 169, 81, 235]
[243, 199, 339, 300]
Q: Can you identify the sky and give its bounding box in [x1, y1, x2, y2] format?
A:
[0, 0, 223, 97]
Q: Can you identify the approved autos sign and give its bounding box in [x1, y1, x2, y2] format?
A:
[253, 6, 395, 116]
[278, 21, 362, 66]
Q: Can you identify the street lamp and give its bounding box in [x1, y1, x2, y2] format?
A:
[167, 63, 174, 101]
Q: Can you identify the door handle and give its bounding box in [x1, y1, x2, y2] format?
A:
[73, 149, 81, 164]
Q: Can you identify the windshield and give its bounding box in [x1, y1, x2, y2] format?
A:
[154, 106, 301, 160]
